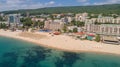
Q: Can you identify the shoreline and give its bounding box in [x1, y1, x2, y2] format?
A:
[0, 30, 120, 55]
[1, 35, 119, 56]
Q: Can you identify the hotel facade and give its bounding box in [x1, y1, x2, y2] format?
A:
[44, 20, 64, 31]
[86, 17, 120, 24]
[85, 23, 120, 36]
[85, 21, 120, 44]
[8, 14, 21, 27]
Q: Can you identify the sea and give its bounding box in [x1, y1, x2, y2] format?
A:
[0, 36, 120, 67]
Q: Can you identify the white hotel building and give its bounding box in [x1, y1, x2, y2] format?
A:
[85, 23, 120, 36]
[87, 17, 120, 24]
[85, 21, 120, 44]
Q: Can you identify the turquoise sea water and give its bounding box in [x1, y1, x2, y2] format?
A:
[0, 36, 120, 67]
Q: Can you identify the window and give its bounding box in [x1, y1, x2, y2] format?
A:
[105, 27, 109, 33]
[114, 28, 118, 33]
[101, 27, 104, 33]
[119, 28, 120, 34]
[110, 27, 112, 33]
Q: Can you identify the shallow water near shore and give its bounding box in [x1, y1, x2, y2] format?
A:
[0, 36, 120, 67]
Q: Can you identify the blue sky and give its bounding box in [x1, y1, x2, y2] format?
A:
[0, 0, 120, 11]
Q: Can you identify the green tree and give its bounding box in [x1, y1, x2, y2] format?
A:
[49, 15, 54, 20]
[95, 35, 101, 42]
[22, 18, 32, 27]
[113, 15, 118, 18]
[73, 28, 78, 33]
[71, 20, 76, 26]
[2, 23, 6, 29]
[68, 30, 73, 33]
[0, 16, 6, 21]
[76, 21, 85, 27]
[0, 23, 7, 29]
[0, 16, 3, 21]
[38, 21, 44, 29]
[20, 18, 25, 22]
[32, 21, 37, 27]
[63, 25, 67, 33]
[0, 23, 2, 28]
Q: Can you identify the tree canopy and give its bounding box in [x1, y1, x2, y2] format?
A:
[0, 23, 7, 29]
[1, 4, 120, 15]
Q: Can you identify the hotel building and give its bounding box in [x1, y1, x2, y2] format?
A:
[85, 21, 120, 44]
[8, 14, 21, 27]
[75, 12, 88, 22]
[44, 20, 64, 31]
[85, 23, 120, 36]
[86, 17, 120, 24]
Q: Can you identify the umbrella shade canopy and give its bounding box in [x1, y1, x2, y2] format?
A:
[53, 31, 61, 35]
[87, 34, 95, 37]
[75, 32, 85, 35]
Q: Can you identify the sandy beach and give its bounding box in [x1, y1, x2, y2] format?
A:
[0, 30, 120, 55]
